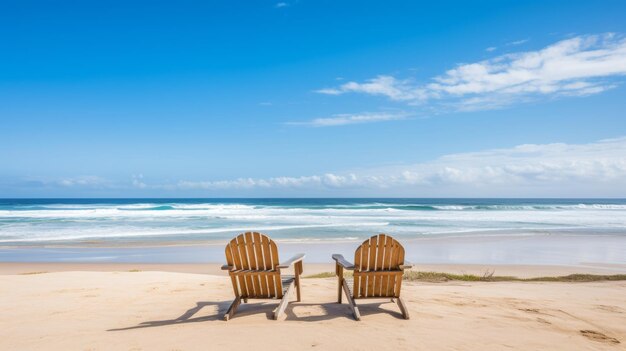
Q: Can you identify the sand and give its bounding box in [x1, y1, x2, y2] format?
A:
[1, 264, 625, 350]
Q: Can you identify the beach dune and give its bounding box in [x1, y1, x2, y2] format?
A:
[1, 267, 624, 350]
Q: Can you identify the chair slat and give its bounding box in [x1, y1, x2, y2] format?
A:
[354, 246, 361, 271]
[238, 274, 248, 298]
[368, 235, 378, 271]
[394, 272, 402, 297]
[269, 237, 283, 298]
[230, 241, 242, 270]
[238, 234, 256, 296]
[383, 235, 394, 269]
[353, 273, 361, 299]
[253, 232, 265, 269]
[225, 244, 239, 296]
[262, 235, 273, 269]
[253, 233, 269, 296]
[388, 273, 396, 297]
[267, 270, 277, 297]
[270, 239, 280, 270]
[397, 242, 405, 271]
[245, 232, 257, 269]
[225, 243, 234, 267]
[380, 235, 393, 295]
[390, 242, 401, 270]
[245, 233, 262, 296]
[358, 241, 368, 297]
[376, 234, 385, 271]
[358, 241, 368, 272]
[237, 234, 249, 269]
[366, 236, 378, 296]
[261, 235, 276, 296]
[373, 235, 387, 296]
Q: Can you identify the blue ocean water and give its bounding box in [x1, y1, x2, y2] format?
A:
[1, 198, 626, 246]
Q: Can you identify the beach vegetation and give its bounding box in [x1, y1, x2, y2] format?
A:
[305, 271, 626, 282]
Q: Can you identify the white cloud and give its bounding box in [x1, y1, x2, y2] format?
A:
[275, 2, 288, 8]
[132, 174, 147, 189]
[58, 176, 109, 187]
[13, 138, 626, 197]
[174, 137, 626, 196]
[315, 75, 428, 101]
[176, 174, 363, 190]
[507, 39, 529, 46]
[317, 34, 626, 111]
[288, 111, 409, 127]
[485, 46, 497, 52]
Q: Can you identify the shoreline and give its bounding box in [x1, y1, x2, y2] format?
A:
[0, 229, 626, 250]
[2, 262, 626, 278]
[3, 229, 626, 249]
[2, 233, 626, 266]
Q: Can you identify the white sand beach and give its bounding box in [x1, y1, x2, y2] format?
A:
[1, 264, 624, 350]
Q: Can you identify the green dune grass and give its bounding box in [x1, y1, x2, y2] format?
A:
[305, 271, 626, 282]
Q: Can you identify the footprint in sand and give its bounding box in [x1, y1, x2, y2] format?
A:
[580, 330, 620, 344]
[594, 305, 624, 314]
[536, 317, 551, 325]
[520, 308, 540, 313]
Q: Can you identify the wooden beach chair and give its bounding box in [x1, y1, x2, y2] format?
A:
[332, 233, 412, 320]
[221, 232, 305, 321]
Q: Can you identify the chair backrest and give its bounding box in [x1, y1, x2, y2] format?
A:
[225, 232, 284, 299]
[353, 233, 405, 298]
[354, 233, 405, 272]
[225, 232, 280, 271]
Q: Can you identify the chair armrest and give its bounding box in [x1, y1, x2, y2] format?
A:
[399, 260, 413, 270]
[277, 253, 305, 269]
[221, 265, 234, 271]
[332, 254, 354, 270]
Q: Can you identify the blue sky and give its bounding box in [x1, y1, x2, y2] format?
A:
[1, 0, 626, 197]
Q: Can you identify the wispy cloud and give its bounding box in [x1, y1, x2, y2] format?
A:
[57, 176, 110, 188]
[507, 38, 529, 46]
[315, 76, 428, 101]
[275, 2, 288, 8]
[288, 111, 409, 127]
[174, 137, 626, 196]
[316, 34, 626, 111]
[132, 174, 147, 189]
[485, 46, 497, 52]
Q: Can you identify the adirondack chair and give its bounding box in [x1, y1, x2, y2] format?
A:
[221, 232, 305, 321]
[332, 234, 412, 320]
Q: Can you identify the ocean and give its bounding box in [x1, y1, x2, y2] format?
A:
[1, 198, 626, 245]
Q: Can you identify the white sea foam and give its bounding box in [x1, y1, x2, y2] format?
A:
[1, 201, 626, 244]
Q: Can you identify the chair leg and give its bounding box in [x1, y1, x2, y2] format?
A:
[396, 297, 410, 320]
[295, 276, 301, 302]
[273, 280, 295, 320]
[336, 264, 343, 303]
[295, 263, 302, 302]
[342, 278, 361, 321]
[223, 296, 241, 321]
